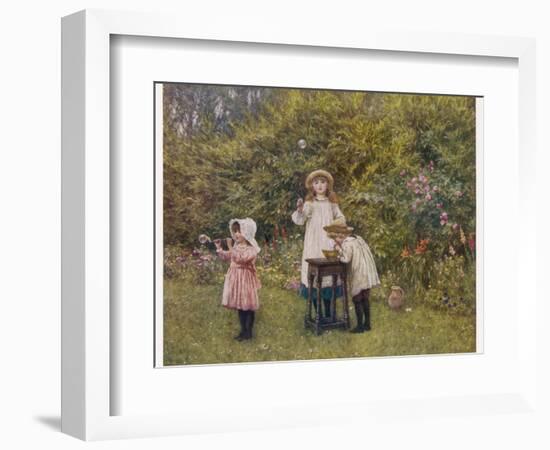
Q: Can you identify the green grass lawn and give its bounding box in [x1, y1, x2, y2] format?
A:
[164, 279, 476, 366]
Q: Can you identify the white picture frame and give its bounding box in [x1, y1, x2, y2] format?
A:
[61, 9, 537, 441]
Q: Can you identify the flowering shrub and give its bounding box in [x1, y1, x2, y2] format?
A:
[399, 244, 434, 298]
[165, 228, 305, 289]
[256, 232, 303, 289]
[424, 255, 476, 315]
[401, 161, 474, 256]
[387, 158, 475, 297]
[164, 244, 226, 285]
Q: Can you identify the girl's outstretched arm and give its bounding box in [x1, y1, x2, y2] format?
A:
[291, 200, 313, 225]
[216, 248, 232, 261]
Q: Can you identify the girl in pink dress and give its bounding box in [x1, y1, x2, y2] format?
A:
[215, 218, 261, 341]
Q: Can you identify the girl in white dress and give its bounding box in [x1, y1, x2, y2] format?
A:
[325, 220, 380, 333]
[291, 169, 345, 317]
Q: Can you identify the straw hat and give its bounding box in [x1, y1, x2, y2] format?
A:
[305, 169, 334, 191]
[323, 217, 354, 235]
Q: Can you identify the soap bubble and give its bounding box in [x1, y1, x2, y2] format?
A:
[198, 234, 211, 244]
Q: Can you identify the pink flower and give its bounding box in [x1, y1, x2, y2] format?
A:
[440, 212, 448, 220]
[412, 177, 417, 183]
[425, 193, 432, 201]
[436, 202, 443, 209]
[400, 170, 406, 177]
[424, 185, 430, 193]
[285, 279, 301, 291]
[452, 223, 459, 231]
[433, 186, 439, 192]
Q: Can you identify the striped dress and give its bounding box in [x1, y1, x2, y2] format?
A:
[217, 244, 261, 311]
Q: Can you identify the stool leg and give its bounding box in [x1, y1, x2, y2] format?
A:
[331, 274, 337, 322]
[342, 273, 350, 329]
[306, 274, 314, 328]
[316, 275, 322, 335]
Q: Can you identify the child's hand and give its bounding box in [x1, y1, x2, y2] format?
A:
[226, 237, 234, 249]
[296, 197, 304, 213]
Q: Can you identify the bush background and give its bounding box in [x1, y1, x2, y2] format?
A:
[162, 84, 478, 365]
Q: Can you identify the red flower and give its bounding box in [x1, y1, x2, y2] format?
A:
[468, 235, 475, 253]
[281, 225, 288, 242]
[415, 239, 429, 255]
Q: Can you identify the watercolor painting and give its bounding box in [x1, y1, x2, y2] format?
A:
[157, 83, 478, 366]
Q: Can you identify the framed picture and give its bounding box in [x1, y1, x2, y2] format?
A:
[62, 9, 537, 441]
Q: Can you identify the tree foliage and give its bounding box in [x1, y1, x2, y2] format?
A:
[163, 85, 476, 285]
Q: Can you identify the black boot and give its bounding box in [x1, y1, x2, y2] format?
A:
[244, 311, 255, 340]
[363, 290, 371, 331]
[235, 310, 246, 341]
[351, 300, 365, 333]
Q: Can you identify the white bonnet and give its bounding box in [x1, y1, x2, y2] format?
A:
[229, 218, 261, 253]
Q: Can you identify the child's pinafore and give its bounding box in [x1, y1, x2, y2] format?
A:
[218, 245, 261, 311]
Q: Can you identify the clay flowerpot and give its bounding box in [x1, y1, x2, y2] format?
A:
[388, 286, 405, 310]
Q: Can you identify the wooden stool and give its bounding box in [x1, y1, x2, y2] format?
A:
[304, 258, 350, 335]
